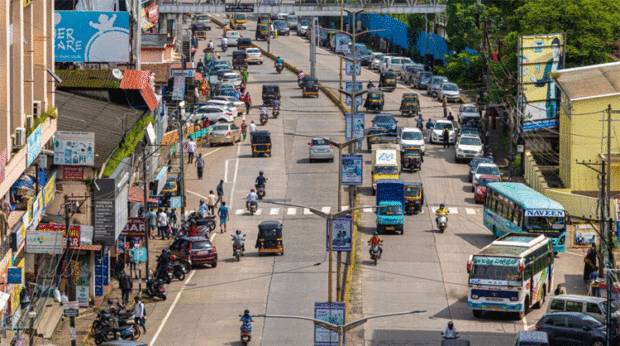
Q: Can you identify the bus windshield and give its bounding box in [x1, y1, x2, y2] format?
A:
[470, 257, 522, 286]
[526, 215, 565, 231]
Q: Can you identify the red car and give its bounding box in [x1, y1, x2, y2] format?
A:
[474, 175, 500, 203]
[169, 236, 218, 268]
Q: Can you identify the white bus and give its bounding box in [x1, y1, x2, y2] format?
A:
[467, 233, 554, 318]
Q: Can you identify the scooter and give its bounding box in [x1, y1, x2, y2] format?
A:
[239, 317, 252, 345]
[222, 44, 228, 52]
[145, 276, 167, 300]
[275, 62, 283, 74]
[169, 256, 187, 281]
[260, 112, 268, 125]
[437, 213, 448, 233]
[272, 107, 279, 118]
[232, 235, 246, 261]
[155, 263, 174, 284]
[94, 320, 140, 345]
[368, 242, 382, 266]
[247, 200, 257, 215]
[256, 184, 266, 199]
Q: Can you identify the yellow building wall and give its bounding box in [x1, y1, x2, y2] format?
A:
[559, 107, 572, 188]
[567, 96, 620, 192]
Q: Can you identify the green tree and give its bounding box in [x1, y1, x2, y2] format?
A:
[445, 0, 485, 52]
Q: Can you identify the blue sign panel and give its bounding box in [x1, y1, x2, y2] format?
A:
[169, 196, 182, 209]
[326, 215, 353, 252]
[54, 11, 130, 62]
[345, 113, 364, 149]
[314, 302, 345, 346]
[344, 82, 363, 107]
[27, 126, 41, 167]
[345, 54, 361, 76]
[94, 252, 103, 296]
[134, 248, 147, 262]
[7, 267, 22, 285]
[341, 155, 363, 186]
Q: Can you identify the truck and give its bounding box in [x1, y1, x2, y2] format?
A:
[375, 179, 405, 235]
[371, 143, 401, 195]
[229, 13, 247, 30]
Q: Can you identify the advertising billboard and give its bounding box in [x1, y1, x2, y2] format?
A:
[326, 215, 353, 252]
[314, 302, 345, 346]
[518, 33, 566, 131]
[345, 113, 364, 149]
[341, 154, 362, 186]
[93, 168, 129, 245]
[26, 231, 63, 254]
[27, 126, 41, 167]
[54, 11, 130, 62]
[54, 131, 95, 166]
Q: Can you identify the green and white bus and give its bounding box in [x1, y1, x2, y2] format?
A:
[467, 233, 554, 318]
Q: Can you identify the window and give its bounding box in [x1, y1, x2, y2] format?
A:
[549, 299, 565, 311]
[565, 301, 583, 312]
[566, 316, 584, 329]
[544, 315, 565, 327]
[587, 303, 602, 314]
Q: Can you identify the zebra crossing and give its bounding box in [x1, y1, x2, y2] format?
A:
[231, 205, 484, 216]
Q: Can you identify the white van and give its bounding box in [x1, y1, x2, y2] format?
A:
[547, 294, 619, 324]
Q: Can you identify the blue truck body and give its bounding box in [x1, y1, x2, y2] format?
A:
[375, 179, 405, 234]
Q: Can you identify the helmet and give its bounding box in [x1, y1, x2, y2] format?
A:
[251, 188, 256, 192]
[108, 299, 114, 305]
[244, 309, 250, 315]
[200, 199, 204, 204]
[448, 321, 454, 328]
[161, 249, 167, 254]
[236, 230, 241, 234]
[373, 232, 378, 237]
[259, 171, 264, 176]
[440, 203, 445, 209]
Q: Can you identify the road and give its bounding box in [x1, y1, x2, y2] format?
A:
[141, 15, 588, 346]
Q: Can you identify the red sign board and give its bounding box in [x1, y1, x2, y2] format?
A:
[37, 224, 81, 248]
[120, 218, 146, 237]
[63, 166, 84, 180]
[146, 4, 159, 23]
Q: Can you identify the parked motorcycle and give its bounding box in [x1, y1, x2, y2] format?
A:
[368, 242, 382, 266]
[187, 212, 217, 232]
[275, 62, 283, 74]
[256, 184, 266, 199]
[145, 276, 167, 300]
[94, 319, 140, 345]
[155, 262, 174, 284]
[170, 255, 187, 281]
[437, 213, 448, 233]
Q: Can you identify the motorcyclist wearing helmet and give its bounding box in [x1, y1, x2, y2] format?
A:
[368, 232, 383, 258]
[155, 248, 171, 280]
[435, 203, 449, 224]
[298, 70, 305, 80]
[240, 309, 254, 332]
[442, 321, 458, 339]
[199, 199, 209, 217]
[255, 171, 267, 190]
[260, 106, 268, 117]
[275, 56, 283, 65]
[246, 188, 258, 210]
[232, 230, 245, 252]
[367, 80, 375, 89]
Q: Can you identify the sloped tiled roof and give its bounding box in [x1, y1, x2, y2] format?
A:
[119, 70, 159, 111]
[55, 91, 146, 168]
[56, 70, 121, 89]
[555, 61, 620, 101]
[142, 64, 170, 84]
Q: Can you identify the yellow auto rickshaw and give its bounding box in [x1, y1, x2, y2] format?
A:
[401, 146, 422, 172]
[400, 93, 420, 117]
[251, 130, 271, 157]
[256, 221, 283, 256]
[404, 182, 424, 215]
[363, 90, 384, 113]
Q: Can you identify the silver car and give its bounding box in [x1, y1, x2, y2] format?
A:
[427, 76, 448, 97]
[437, 82, 461, 103]
[308, 138, 334, 162]
[209, 123, 241, 146]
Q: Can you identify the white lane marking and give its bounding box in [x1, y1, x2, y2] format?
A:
[448, 207, 458, 214]
[256, 208, 262, 215]
[522, 316, 527, 331]
[202, 147, 224, 157]
[270, 208, 279, 215]
[466, 208, 476, 215]
[430, 207, 438, 214]
[363, 208, 373, 213]
[236, 209, 244, 215]
[229, 143, 241, 208]
[149, 269, 197, 346]
[187, 190, 209, 200]
[321, 207, 331, 213]
[303, 208, 312, 215]
[287, 208, 296, 215]
[224, 160, 229, 183]
[564, 250, 584, 257]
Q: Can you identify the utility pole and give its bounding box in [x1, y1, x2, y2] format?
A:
[64, 195, 76, 346]
[178, 105, 186, 218]
[310, 16, 317, 78]
[338, 0, 344, 103]
[142, 146, 150, 288]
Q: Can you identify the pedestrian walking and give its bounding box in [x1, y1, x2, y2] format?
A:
[149, 209, 157, 239]
[207, 190, 217, 215]
[195, 153, 204, 179]
[442, 127, 450, 148]
[442, 98, 448, 118]
[116, 257, 125, 279]
[249, 120, 257, 134]
[242, 68, 249, 84]
[244, 93, 252, 115]
[127, 244, 137, 278]
[164, 208, 173, 237]
[584, 243, 598, 281]
[134, 296, 147, 334]
[218, 201, 229, 233]
[241, 120, 248, 140]
[216, 180, 224, 206]
[119, 270, 132, 305]
[447, 112, 454, 122]
[187, 139, 197, 164]
[157, 209, 169, 240]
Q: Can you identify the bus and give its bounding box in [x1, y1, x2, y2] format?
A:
[467, 233, 554, 319]
[483, 182, 566, 253]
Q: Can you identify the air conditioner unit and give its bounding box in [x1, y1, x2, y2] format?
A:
[33, 101, 42, 118]
[26, 115, 34, 129]
[14, 127, 26, 147]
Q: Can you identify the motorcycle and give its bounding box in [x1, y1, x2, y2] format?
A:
[437, 213, 448, 233]
[275, 62, 283, 74]
[170, 255, 187, 281]
[239, 317, 252, 345]
[179, 254, 192, 273]
[368, 242, 382, 266]
[94, 320, 140, 345]
[145, 276, 167, 300]
[186, 211, 216, 233]
[260, 112, 268, 125]
[232, 235, 246, 261]
[256, 184, 266, 199]
[272, 107, 279, 118]
[247, 200, 257, 215]
[155, 262, 174, 284]
[222, 44, 228, 52]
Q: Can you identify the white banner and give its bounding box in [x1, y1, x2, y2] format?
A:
[54, 131, 95, 166]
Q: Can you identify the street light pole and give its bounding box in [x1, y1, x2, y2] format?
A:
[255, 309, 426, 346]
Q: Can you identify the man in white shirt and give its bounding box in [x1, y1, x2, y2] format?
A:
[249, 120, 257, 134]
[186, 139, 197, 164]
[246, 189, 258, 210]
[133, 296, 146, 333]
[157, 209, 169, 240]
[442, 321, 458, 339]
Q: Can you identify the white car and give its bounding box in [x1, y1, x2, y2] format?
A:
[189, 106, 234, 123]
[472, 163, 501, 190]
[399, 127, 425, 154]
[370, 53, 385, 70]
[454, 135, 483, 163]
[219, 72, 242, 88]
[224, 31, 240, 46]
[377, 56, 391, 73]
[204, 100, 238, 118]
[437, 82, 461, 102]
[245, 48, 263, 64]
[297, 19, 311, 36]
[212, 96, 244, 115]
[380, 56, 413, 75]
[428, 120, 455, 144]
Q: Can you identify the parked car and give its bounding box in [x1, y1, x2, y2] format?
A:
[428, 76, 449, 97]
[209, 123, 241, 146]
[459, 104, 481, 124]
[454, 135, 483, 163]
[274, 20, 290, 36]
[219, 72, 242, 88]
[534, 312, 606, 346]
[379, 56, 413, 75]
[189, 106, 234, 123]
[474, 175, 500, 203]
[370, 53, 385, 70]
[169, 236, 218, 268]
[204, 100, 238, 117]
[297, 18, 311, 36]
[547, 294, 620, 324]
[468, 157, 495, 182]
[413, 71, 433, 89]
[308, 138, 334, 163]
[437, 82, 461, 102]
[245, 47, 263, 64]
[399, 127, 425, 154]
[371, 114, 398, 134]
[471, 163, 500, 190]
[428, 119, 455, 144]
[456, 127, 481, 144]
[225, 31, 240, 46]
[212, 96, 244, 115]
[286, 15, 298, 29]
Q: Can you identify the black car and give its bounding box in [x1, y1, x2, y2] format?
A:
[535, 312, 606, 346]
[262, 85, 280, 106]
[274, 20, 290, 36]
[366, 127, 388, 150]
[371, 114, 398, 134]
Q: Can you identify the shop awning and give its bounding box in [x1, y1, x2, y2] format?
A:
[128, 186, 159, 204]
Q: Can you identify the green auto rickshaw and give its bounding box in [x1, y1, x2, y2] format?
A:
[404, 182, 424, 215]
[364, 90, 384, 113]
[400, 93, 420, 117]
